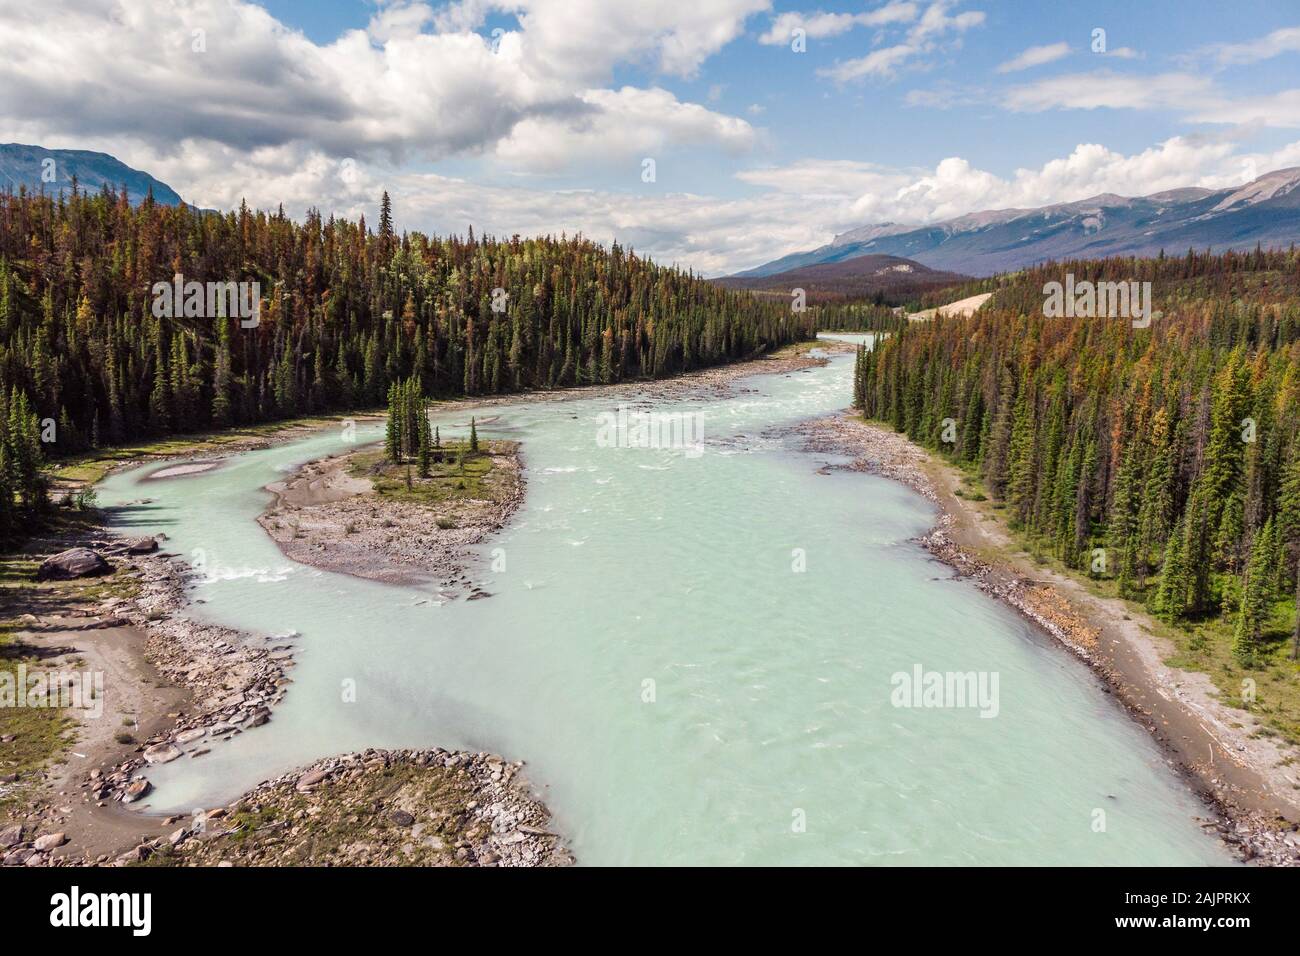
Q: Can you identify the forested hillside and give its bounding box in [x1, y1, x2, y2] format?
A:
[853, 248, 1300, 668]
[0, 186, 807, 530]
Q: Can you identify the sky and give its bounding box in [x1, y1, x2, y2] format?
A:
[3, 0, 1300, 275]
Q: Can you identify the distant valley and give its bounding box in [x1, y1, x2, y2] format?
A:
[714, 253, 968, 304]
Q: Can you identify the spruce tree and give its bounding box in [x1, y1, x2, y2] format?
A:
[1234, 519, 1277, 666]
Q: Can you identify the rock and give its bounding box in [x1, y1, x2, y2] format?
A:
[33, 833, 66, 851]
[35, 548, 111, 581]
[123, 778, 152, 802]
[167, 827, 188, 847]
[296, 769, 329, 792]
[142, 743, 183, 764]
[0, 824, 23, 848]
[3, 848, 34, 866]
[175, 728, 207, 745]
[389, 810, 415, 827]
[125, 536, 159, 554]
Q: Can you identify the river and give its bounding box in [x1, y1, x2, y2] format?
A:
[95, 336, 1230, 865]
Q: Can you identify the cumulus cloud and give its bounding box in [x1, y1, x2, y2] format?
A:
[493, 87, 757, 173]
[0, 0, 764, 169]
[995, 42, 1069, 73]
[22, 126, 1296, 278]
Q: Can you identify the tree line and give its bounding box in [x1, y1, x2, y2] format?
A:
[853, 248, 1300, 665]
[0, 185, 809, 535]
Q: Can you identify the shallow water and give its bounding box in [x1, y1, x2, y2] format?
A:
[96, 336, 1230, 865]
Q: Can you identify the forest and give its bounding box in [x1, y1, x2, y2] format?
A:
[853, 247, 1300, 667]
[0, 185, 808, 533]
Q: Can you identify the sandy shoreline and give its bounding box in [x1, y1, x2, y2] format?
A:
[800, 412, 1300, 866]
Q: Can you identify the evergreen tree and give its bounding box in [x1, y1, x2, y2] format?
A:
[1234, 519, 1278, 666]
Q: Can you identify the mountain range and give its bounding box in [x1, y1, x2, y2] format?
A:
[0, 143, 183, 206]
[736, 167, 1300, 278]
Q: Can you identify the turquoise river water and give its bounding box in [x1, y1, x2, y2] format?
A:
[95, 335, 1230, 865]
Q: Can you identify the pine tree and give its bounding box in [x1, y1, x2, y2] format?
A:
[1154, 515, 1190, 621]
[1234, 519, 1277, 666]
[469, 416, 479, 453]
[417, 400, 431, 479]
[384, 383, 400, 463]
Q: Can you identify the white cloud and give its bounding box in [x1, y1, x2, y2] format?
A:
[818, 1, 985, 82]
[23, 126, 1296, 278]
[756, 3, 918, 46]
[820, 44, 918, 81]
[1191, 89, 1300, 129]
[493, 87, 757, 173]
[995, 42, 1069, 73]
[908, 0, 984, 41]
[1199, 26, 1300, 68]
[0, 0, 765, 171]
[1003, 71, 1212, 112]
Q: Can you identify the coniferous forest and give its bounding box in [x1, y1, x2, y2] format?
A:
[853, 248, 1300, 668]
[0, 187, 809, 531]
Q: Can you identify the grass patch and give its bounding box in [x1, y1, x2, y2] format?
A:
[0, 626, 78, 814]
[348, 441, 505, 509]
[49, 410, 384, 491]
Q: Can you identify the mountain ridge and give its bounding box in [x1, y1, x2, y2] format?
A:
[0, 143, 184, 206]
[736, 167, 1300, 278]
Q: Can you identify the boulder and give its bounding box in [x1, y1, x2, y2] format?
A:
[35, 548, 111, 581]
[389, 810, 415, 827]
[0, 823, 22, 848]
[122, 778, 152, 803]
[296, 769, 329, 792]
[125, 536, 158, 554]
[33, 833, 66, 851]
[142, 743, 183, 764]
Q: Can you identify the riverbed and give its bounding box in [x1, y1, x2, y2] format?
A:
[95, 338, 1230, 865]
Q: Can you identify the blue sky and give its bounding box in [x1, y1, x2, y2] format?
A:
[4, 1, 1300, 273]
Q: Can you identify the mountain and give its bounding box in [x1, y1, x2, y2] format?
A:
[0, 143, 183, 206]
[714, 253, 968, 304]
[736, 167, 1300, 278]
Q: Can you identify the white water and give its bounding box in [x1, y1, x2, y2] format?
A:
[96, 337, 1229, 865]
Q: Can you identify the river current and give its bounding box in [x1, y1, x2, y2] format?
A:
[96, 336, 1229, 865]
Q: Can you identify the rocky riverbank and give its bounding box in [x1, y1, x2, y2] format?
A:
[139, 747, 570, 867]
[258, 439, 523, 591]
[2, 523, 568, 867]
[800, 411, 1300, 866]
